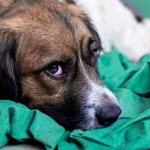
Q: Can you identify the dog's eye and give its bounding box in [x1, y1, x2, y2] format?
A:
[45, 63, 65, 79]
[89, 39, 101, 65]
[91, 49, 100, 65]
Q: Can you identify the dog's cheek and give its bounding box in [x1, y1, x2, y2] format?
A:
[20, 75, 65, 107]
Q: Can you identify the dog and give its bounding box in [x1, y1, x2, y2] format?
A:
[0, 0, 121, 130]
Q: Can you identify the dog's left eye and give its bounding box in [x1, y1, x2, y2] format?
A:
[88, 39, 101, 65]
[91, 49, 100, 65]
[45, 63, 65, 79]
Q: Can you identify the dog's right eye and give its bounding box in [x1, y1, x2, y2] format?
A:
[45, 63, 66, 79]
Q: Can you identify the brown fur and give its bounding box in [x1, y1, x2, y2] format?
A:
[0, 0, 114, 129]
[0, 0, 92, 103]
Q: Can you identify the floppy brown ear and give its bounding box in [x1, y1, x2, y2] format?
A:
[0, 29, 21, 101]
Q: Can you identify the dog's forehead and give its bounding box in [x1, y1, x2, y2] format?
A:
[17, 26, 76, 74]
[10, 3, 92, 74]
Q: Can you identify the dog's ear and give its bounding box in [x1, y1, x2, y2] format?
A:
[0, 29, 21, 101]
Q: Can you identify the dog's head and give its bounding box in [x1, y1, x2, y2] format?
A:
[0, 0, 121, 129]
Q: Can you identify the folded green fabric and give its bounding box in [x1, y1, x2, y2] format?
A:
[0, 100, 65, 150]
[1, 49, 150, 150]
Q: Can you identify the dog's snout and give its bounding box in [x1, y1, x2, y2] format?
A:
[96, 105, 121, 127]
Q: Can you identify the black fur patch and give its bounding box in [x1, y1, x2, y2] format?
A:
[0, 30, 21, 100]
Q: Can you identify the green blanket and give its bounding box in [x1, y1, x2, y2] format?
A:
[0, 49, 150, 149]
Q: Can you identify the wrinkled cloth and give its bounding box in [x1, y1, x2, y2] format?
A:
[1, 49, 150, 149]
[0, 101, 65, 150]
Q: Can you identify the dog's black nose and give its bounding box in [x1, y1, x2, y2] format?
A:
[96, 105, 121, 126]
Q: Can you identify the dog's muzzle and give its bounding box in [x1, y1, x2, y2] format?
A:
[96, 104, 121, 126]
[80, 82, 122, 129]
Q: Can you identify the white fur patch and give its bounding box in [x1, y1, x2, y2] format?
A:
[78, 50, 119, 127]
[72, 0, 150, 61]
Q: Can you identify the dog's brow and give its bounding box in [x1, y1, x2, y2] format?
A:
[40, 56, 72, 71]
[21, 53, 75, 75]
[48, 8, 74, 32]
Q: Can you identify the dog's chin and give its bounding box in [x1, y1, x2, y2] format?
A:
[74, 121, 102, 130]
[36, 105, 99, 130]
[50, 113, 102, 130]
[58, 118, 101, 130]
[70, 115, 102, 130]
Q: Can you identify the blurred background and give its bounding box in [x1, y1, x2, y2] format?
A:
[122, 0, 150, 18]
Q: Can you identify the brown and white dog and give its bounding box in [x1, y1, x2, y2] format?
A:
[0, 0, 121, 130]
